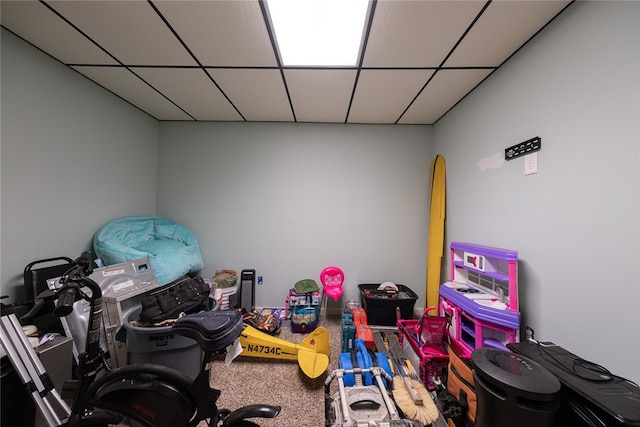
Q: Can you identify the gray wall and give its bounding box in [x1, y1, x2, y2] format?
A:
[157, 122, 433, 308]
[433, 1, 639, 383]
[0, 29, 159, 301]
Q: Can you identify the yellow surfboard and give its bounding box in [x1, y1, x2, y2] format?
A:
[239, 325, 331, 379]
[426, 155, 446, 309]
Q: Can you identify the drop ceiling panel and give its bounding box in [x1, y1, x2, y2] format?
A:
[132, 68, 243, 121]
[0, 1, 117, 65]
[363, 1, 486, 67]
[50, 1, 196, 66]
[1, 0, 575, 124]
[154, 1, 276, 67]
[348, 69, 435, 124]
[208, 69, 292, 122]
[72, 66, 193, 120]
[399, 69, 493, 124]
[445, 0, 571, 67]
[285, 70, 358, 123]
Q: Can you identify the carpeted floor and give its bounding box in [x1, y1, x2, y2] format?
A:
[116, 314, 447, 427]
[203, 315, 342, 426]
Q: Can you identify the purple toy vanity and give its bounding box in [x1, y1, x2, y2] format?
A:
[438, 242, 520, 358]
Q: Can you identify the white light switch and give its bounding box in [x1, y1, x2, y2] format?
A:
[524, 152, 538, 175]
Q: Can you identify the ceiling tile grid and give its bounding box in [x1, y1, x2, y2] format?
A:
[1, 0, 573, 125]
[348, 69, 435, 124]
[285, 69, 358, 123]
[1, 0, 118, 65]
[131, 67, 244, 121]
[71, 65, 194, 120]
[211, 68, 293, 122]
[362, 0, 488, 68]
[50, 1, 198, 66]
[399, 68, 494, 125]
[443, 0, 574, 68]
[153, 1, 277, 67]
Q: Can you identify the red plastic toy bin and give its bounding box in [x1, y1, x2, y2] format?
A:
[397, 318, 449, 390]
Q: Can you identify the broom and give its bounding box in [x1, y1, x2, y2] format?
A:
[383, 331, 440, 425]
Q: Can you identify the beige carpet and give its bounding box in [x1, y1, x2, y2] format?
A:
[203, 315, 342, 426]
[118, 315, 446, 427]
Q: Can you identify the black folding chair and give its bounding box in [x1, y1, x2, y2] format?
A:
[22, 257, 73, 333]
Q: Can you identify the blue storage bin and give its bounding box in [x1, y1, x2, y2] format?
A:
[290, 305, 319, 333]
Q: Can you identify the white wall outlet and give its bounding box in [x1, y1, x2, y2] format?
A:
[524, 152, 538, 175]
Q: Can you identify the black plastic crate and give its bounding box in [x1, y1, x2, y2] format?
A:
[358, 283, 418, 326]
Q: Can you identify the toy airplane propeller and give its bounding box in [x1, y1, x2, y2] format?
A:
[239, 325, 331, 378]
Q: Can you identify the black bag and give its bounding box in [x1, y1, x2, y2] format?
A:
[139, 276, 210, 323]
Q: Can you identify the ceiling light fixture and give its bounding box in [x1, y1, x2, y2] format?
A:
[267, 0, 369, 67]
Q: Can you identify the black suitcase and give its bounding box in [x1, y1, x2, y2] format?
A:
[508, 342, 640, 427]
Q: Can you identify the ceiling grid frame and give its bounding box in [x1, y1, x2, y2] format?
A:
[147, 0, 247, 121]
[0, 0, 575, 124]
[395, 0, 493, 124]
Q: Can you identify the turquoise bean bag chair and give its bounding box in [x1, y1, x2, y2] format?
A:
[93, 216, 204, 286]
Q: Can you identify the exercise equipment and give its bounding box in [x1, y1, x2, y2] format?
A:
[1, 252, 280, 427]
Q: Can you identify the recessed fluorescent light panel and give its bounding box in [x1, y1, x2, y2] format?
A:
[267, 0, 369, 66]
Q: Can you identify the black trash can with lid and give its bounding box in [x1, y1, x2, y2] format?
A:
[472, 348, 561, 427]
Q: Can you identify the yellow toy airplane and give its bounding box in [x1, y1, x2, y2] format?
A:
[239, 325, 331, 379]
